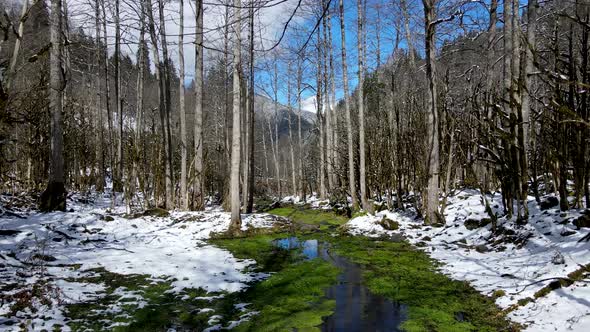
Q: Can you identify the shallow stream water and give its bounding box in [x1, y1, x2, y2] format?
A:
[274, 237, 408, 332]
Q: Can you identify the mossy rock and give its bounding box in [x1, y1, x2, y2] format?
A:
[379, 217, 399, 231]
[491, 290, 506, 299]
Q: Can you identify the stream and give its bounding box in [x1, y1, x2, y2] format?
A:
[274, 237, 408, 332]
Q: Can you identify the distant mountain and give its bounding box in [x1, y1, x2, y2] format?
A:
[253, 95, 316, 138]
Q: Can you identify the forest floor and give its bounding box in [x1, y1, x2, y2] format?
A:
[0, 190, 588, 331]
[345, 190, 590, 331]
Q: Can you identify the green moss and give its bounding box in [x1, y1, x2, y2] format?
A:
[212, 234, 293, 271]
[517, 297, 534, 306]
[65, 268, 218, 331]
[232, 260, 339, 332]
[213, 234, 340, 332]
[325, 235, 515, 331]
[351, 210, 368, 218]
[492, 289, 507, 299]
[268, 206, 348, 228]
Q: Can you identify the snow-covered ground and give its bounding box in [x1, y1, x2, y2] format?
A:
[281, 193, 331, 209]
[0, 193, 286, 331]
[344, 190, 590, 332]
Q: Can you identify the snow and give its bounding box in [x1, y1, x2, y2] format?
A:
[344, 190, 590, 332]
[281, 193, 330, 209]
[0, 193, 286, 331]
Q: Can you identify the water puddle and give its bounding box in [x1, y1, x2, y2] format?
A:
[274, 237, 408, 331]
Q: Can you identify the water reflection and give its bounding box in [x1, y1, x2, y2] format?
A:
[273, 237, 408, 331]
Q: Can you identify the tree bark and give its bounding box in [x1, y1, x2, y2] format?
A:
[179, 0, 188, 210]
[229, 0, 242, 233]
[287, 63, 297, 195]
[132, 0, 147, 209]
[40, 0, 66, 212]
[422, 0, 440, 224]
[339, 0, 358, 209]
[357, 0, 370, 212]
[114, 0, 123, 193]
[157, 0, 174, 208]
[194, 0, 204, 210]
[246, 2, 255, 213]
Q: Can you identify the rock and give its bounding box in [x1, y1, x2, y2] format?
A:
[551, 252, 565, 265]
[464, 218, 491, 230]
[573, 214, 590, 229]
[388, 233, 405, 243]
[297, 223, 320, 232]
[422, 236, 432, 242]
[104, 215, 115, 222]
[560, 229, 576, 237]
[539, 197, 559, 210]
[475, 244, 489, 253]
[32, 254, 57, 262]
[0, 230, 21, 236]
[379, 217, 399, 231]
[137, 208, 170, 218]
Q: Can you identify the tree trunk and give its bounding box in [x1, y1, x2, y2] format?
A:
[132, 0, 146, 209]
[40, 0, 66, 212]
[327, 12, 339, 189]
[94, 0, 105, 191]
[317, 27, 326, 200]
[339, 0, 358, 209]
[229, 0, 242, 233]
[287, 62, 297, 195]
[157, 0, 174, 208]
[194, 0, 204, 210]
[114, 0, 123, 193]
[246, 2, 255, 213]
[179, 0, 188, 210]
[322, 5, 334, 194]
[297, 58, 304, 200]
[422, 0, 440, 224]
[401, 0, 414, 66]
[357, 0, 371, 212]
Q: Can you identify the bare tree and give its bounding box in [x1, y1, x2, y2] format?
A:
[228, 0, 242, 233]
[422, 0, 440, 224]
[246, 0, 255, 212]
[357, 0, 370, 212]
[40, 0, 66, 211]
[193, 0, 204, 210]
[339, 0, 358, 209]
[179, 0, 188, 209]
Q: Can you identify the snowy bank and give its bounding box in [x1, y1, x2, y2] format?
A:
[344, 190, 590, 332]
[0, 193, 287, 331]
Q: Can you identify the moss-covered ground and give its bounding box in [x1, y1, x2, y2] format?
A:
[248, 205, 516, 332]
[63, 205, 517, 331]
[65, 268, 222, 331]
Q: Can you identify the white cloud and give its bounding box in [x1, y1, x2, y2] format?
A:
[66, 0, 303, 80]
[300, 95, 316, 113]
